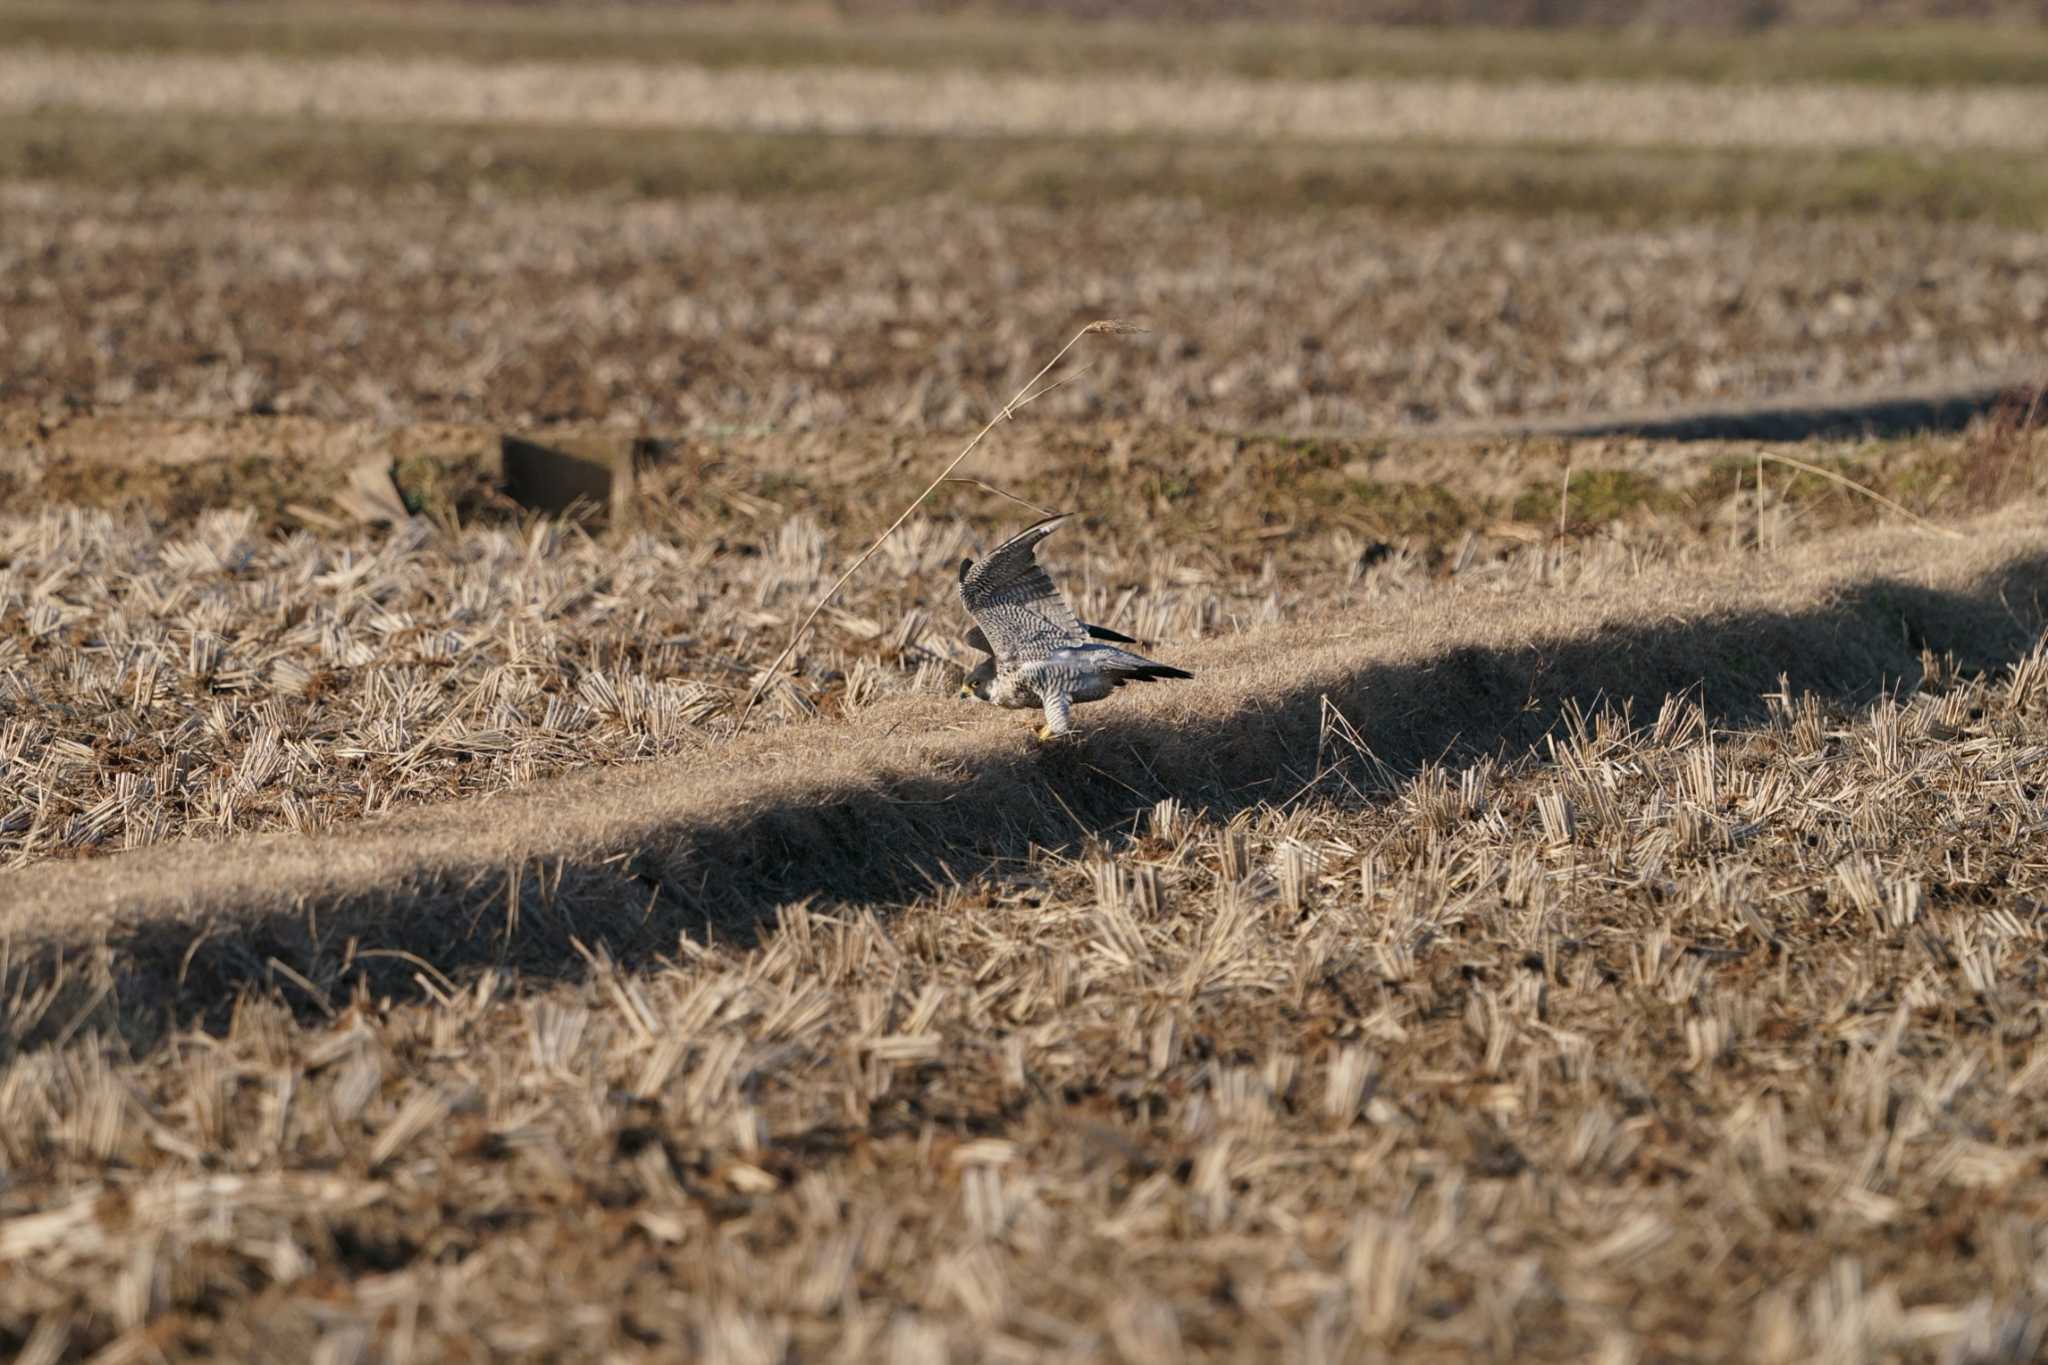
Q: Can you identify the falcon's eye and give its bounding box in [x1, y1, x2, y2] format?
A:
[956, 682, 975, 700]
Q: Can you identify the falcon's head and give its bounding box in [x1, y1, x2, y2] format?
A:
[957, 658, 996, 703]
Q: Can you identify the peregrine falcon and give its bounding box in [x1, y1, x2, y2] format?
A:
[955, 514, 1193, 739]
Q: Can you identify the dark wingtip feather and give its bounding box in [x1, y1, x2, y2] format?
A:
[958, 557, 973, 583]
[1084, 623, 1139, 644]
[1115, 664, 1194, 686]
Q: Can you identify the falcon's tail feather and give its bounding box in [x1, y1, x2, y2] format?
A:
[1112, 664, 1195, 687]
[1065, 643, 1194, 682]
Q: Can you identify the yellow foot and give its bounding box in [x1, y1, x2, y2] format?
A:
[1034, 723, 1075, 742]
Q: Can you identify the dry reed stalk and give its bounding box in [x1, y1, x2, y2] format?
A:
[1752, 450, 1964, 540]
[732, 319, 1145, 734]
[938, 476, 1060, 517]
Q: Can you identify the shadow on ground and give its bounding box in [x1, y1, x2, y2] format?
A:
[1462, 375, 2044, 442]
[11, 550, 2048, 1050]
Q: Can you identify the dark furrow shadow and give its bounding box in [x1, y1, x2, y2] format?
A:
[10, 551, 2048, 1051]
[1424, 374, 2044, 443]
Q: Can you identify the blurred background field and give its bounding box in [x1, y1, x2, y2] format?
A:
[4, 2, 2048, 1361]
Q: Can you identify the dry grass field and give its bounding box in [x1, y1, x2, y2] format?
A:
[18, 48, 2048, 151]
[7, 500, 2048, 1362]
[4, 416, 2045, 870]
[9, 2, 2048, 83]
[5, 187, 2044, 432]
[5, 1, 2048, 1361]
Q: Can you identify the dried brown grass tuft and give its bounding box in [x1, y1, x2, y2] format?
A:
[1958, 377, 2048, 510]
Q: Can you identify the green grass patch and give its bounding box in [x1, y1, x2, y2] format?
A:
[1514, 468, 1681, 525]
[1343, 479, 1478, 538]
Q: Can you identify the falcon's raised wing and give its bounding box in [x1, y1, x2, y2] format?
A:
[957, 514, 1091, 667]
[963, 620, 1137, 656]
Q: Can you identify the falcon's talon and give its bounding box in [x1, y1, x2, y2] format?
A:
[953, 513, 1194, 743]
